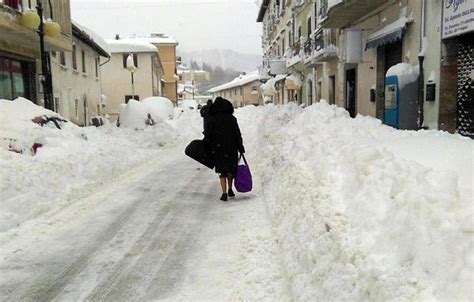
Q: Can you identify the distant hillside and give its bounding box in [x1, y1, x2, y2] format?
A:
[179, 49, 262, 73]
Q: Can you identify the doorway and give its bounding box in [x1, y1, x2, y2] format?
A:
[328, 75, 335, 105]
[376, 41, 403, 120]
[346, 68, 356, 118]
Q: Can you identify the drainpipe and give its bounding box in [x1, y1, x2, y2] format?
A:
[417, 0, 426, 129]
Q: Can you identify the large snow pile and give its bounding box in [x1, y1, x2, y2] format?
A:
[236, 102, 473, 301]
[118, 97, 174, 129]
[0, 98, 80, 153]
[0, 98, 201, 233]
[142, 97, 174, 121]
[179, 99, 198, 110]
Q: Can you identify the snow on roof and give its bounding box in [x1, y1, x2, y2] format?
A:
[208, 71, 260, 93]
[133, 34, 178, 45]
[72, 20, 110, 57]
[106, 39, 158, 54]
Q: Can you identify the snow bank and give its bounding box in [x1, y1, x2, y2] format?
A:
[118, 97, 174, 129]
[0, 98, 201, 234]
[386, 63, 419, 88]
[142, 97, 175, 121]
[179, 99, 198, 110]
[236, 102, 473, 301]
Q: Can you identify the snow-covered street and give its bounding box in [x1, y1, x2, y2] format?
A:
[0, 148, 289, 301]
[1, 98, 473, 301]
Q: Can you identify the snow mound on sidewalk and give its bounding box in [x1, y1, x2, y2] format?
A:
[118, 97, 174, 129]
[0, 98, 202, 234]
[236, 102, 473, 301]
[142, 97, 174, 120]
[0, 98, 80, 153]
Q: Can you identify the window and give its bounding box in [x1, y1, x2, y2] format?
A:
[0, 56, 29, 100]
[3, 0, 20, 10]
[122, 54, 138, 68]
[51, 52, 57, 58]
[125, 95, 139, 103]
[282, 37, 285, 55]
[298, 26, 302, 41]
[307, 17, 312, 39]
[54, 97, 60, 113]
[72, 45, 77, 70]
[60, 52, 66, 66]
[95, 57, 99, 77]
[81, 50, 86, 73]
[75, 99, 79, 118]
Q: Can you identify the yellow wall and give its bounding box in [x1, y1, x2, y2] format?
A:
[155, 44, 177, 102]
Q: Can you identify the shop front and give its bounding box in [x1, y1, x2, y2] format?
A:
[0, 54, 35, 101]
[440, 0, 474, 138]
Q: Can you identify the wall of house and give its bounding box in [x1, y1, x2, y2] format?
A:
[341, 0, 422, 119]
[210, 81, 262, 107]
[156, 44, 177, 102]
[422, 0, 442, 130]
[50, 38, 102, 126]
[101, 52, 155, 122]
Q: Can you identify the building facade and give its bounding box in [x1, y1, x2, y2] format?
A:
[208, 71, 262, 107]
[101, 39, 163, 122]
[257, 0, 473, 137]
[134, 34, 179, 103]
[50, 21, 109, 126]
[0, 0, 72, 104]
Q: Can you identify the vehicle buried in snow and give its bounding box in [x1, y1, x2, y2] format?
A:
[117, 97, 175, 130]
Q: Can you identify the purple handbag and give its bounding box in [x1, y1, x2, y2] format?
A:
[235, 154, 252, 193]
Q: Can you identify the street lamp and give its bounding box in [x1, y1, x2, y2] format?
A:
[21, 0, 60, 111]
[126, 53, 138, 99]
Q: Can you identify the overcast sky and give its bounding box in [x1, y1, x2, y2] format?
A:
[71, 0, 263, 55]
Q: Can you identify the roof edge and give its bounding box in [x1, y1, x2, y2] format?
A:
[257, 0, 270, 22]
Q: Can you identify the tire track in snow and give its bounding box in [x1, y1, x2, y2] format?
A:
[86, 172, 214, 301]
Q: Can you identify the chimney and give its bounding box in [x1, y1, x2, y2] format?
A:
[115, 34, 120, 40]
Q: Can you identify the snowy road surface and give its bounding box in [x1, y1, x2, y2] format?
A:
[0, 151, 290, 301]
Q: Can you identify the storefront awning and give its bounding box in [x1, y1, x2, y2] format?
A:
[365, 17, 413, 50]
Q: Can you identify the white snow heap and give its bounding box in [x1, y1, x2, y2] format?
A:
[0, 97, 199, 232]
[208, 70, 260, 93]
[386, 62, 419, 89]
[141, 97, 175, 121]
[235, 102, 473, 301]
[261, 77, 278, 96]
[118, 97, 175, 129]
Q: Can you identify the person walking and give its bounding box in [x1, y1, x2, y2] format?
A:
[204, 97, 245, 201]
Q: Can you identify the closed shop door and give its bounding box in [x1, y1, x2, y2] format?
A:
[457, 33, 473, 138]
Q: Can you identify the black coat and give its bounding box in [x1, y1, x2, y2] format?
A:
[204, 98, 244, 175]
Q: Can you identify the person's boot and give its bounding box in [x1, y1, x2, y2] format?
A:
[220, 193, 228, 201]
[228, 189, 235, 198]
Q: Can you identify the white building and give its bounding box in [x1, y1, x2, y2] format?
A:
[101, 38, 164, 122]
[50, 21, 110, 126]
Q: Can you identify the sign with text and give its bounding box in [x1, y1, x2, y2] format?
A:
[443, 0, 474, 39]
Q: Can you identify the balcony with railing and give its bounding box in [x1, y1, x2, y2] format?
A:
[320, 0, 388, 28]
[304, 29, 338, 65]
